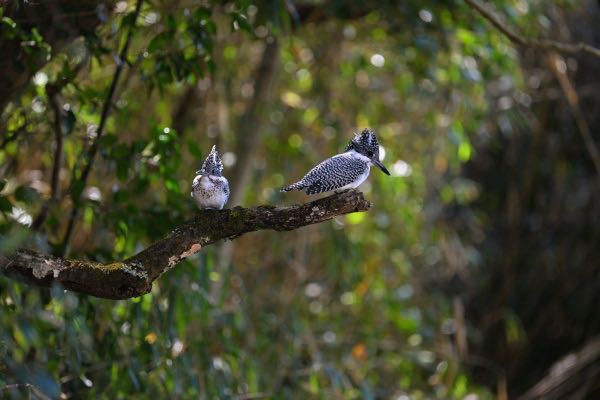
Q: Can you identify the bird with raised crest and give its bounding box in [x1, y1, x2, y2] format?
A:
[281, 128, 390, 195]
[191, 145, 230, 210]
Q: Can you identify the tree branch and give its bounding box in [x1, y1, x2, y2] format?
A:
[465, 0, 600, 179]
[0, 190, 371, 300]
[31, 84, 65, 230]
[545, 52, 600, 180]
[60, 0, 143, 256]
[464, 0, 600, 59]
[518, 337, 600, 400]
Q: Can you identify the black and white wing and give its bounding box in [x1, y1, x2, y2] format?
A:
[300, 154, 367, 194]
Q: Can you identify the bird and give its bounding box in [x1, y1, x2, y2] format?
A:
[191, 145, 230, 210]
[281, 128, 390, 195]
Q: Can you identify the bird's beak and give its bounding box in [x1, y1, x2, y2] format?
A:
[373, 158, 390, 176]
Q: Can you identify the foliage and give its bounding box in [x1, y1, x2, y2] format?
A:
[0, 0, 595, 398]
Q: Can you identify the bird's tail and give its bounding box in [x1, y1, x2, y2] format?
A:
[280, 181, 306, 192]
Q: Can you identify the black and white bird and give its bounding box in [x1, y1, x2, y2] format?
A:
[281, 128, 390, 195]
[191, 145, 230, 209]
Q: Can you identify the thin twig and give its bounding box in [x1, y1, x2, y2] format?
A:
[31, 55, 88, 230]
[31, 85, 64, 231]
[464, 0, 600, 59]
[60, 0, 144, 256]
[48, 94, 63, 202]
[545, 52, 600, 179]
[465, 0, 600, 179]
[0, 383, 52, 400]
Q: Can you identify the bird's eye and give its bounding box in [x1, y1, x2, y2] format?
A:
[367, 151, 374, 157]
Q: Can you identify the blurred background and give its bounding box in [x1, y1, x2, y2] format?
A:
[1, 0, 600, 398]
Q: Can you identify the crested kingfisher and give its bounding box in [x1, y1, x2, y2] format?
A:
[191, 145, 230, 210]
[281, 128, 390, 195]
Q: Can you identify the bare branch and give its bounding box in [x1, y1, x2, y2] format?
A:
[48, 90, 64, 202]
[465, 0, 600, 178]
[518, 337, 600, 400]
[464, 0, 600, 59]
[1, 190, 371, 300]
[545, 52, 600, 179]
[31, 84, 65, 230]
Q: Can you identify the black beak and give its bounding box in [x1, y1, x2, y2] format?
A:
[373, 159, 390, 176]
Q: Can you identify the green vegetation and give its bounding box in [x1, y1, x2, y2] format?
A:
[1, 0, 599, 398]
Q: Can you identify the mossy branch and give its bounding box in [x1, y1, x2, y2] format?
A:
[0, 190, 371, 299]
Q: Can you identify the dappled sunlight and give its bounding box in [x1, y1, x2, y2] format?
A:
[2, 0, 600, 398]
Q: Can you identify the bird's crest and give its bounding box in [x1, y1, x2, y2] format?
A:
[197, 145, 224, 176]
[346, 128, 379, 153]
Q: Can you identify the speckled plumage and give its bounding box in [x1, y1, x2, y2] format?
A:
[191, 145, 230, 210]
[281, 128, 390, 195]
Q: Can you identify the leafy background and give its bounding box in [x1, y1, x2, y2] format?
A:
[1, 0, 599, 398]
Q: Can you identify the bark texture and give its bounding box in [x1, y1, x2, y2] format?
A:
[0, 190, 370, 300]
[519, 337, 600, 400]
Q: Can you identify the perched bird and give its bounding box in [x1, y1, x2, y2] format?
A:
[191, 145, 230, 210]
[281, 128, 390, 195]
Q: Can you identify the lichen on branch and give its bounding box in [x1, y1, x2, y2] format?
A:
[0, 190, 371, 299]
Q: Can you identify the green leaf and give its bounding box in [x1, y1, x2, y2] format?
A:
[116, 157, 130, 181]
[346, 212, 365, 225]
[230, 12, 253, 34]
[186, 140, 203, 158]
[15, 186, 39, 204]
[62, 109, 77, 134]
[193, 6, 212, 20]
[113, 189, 130, 203]
[0, 196, 12, 212]
[70, 180, 85, 202]
[30, 27, 43, 43]
[98, 134, 118, 148]
[148, 31, 172, 53]
[458, 141, 472, 162]
[165, 14, 177, 30]
[1, 16, 17, 30]
[165, 178, 180, 193]
[120, 11, 138, 30]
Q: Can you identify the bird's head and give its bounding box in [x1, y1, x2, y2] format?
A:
[196, 145, 224, 176]
[346, 128, 390, 175]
